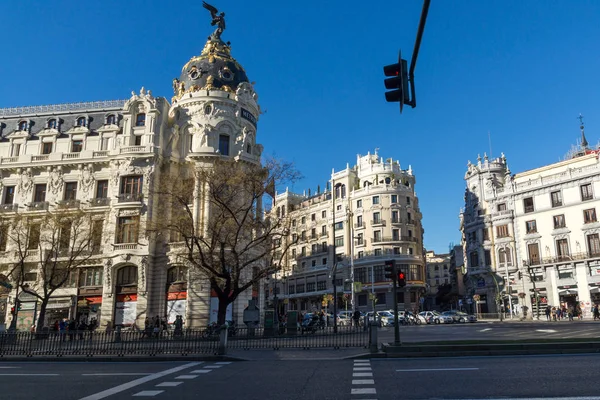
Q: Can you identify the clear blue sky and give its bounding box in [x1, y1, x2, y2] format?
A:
[1, 1, 599, 254]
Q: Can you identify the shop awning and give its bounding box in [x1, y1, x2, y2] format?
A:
[558, 288, 578, 295]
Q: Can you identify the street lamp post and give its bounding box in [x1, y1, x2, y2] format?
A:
[347, 206, 355, 311]
[331, 182, 342, 333]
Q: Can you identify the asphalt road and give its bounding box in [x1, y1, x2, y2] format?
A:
[379, 320, 600, 343]
[3, 354, 600, 399]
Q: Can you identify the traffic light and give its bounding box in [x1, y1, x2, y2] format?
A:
[10, 306, 15, 315]
[383, 51, 410, 113]
[397, 269, 407, 287]
[16, 300, 21, 311]
[384, 259, 396, 282]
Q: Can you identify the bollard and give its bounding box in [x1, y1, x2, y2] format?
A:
[369, 323, 378, 353]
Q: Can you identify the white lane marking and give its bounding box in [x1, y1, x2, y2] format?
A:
[353, 367, 372, 371]
[0, 373, 59, 376]
[478, 328, 492, 332]
[351, 388, 377, 395]
[78, 362, 202, 400]
[353, 372, 373, 377]
[190, 370, 211, 374]
[203, 365, 222, 368]
[132, 391, 164, 397]
[396, 368, 479, 372]
[0, 367, 20, 369]
[215, 362, 231, 365]
[82, 373, 151, 376]
[536, 329, 557, 333]
[174, 375, 198, 379]
[352, 379, 375, 385]
[155, 382, 183, 387]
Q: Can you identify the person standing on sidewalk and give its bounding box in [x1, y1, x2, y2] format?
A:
[545, 306, 551, 321]
[593, 304, 600, 321]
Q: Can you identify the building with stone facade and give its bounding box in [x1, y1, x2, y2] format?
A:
[460, 126, 600, 318]
[0, 23, 262, 330]
[270, 151, 426, 315]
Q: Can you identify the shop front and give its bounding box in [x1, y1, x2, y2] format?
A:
[558, 285, 578, 310]
[114, 265, 138, 328]
[17, 292, 38, 331]
[589, 283, 600, 305]
[44, 297, 75, 328]
[76, 294, 103, 326]
[165, 266, 187, 324]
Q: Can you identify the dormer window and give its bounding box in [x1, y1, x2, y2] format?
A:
[18, 121, 28, 131]
[47, 119, 57, 129]
[76, 117, 87, 127]
[106, 114, 116, 125]
[135, 113, 146, 127]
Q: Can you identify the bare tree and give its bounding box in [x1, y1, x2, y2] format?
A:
[1, 209, 102, 333]
[154, 157, 300, 325]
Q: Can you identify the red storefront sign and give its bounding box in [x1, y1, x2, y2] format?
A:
[167, 292, 187, 301]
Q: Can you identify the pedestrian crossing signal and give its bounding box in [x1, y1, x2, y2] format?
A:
[397, 270, 406, 287]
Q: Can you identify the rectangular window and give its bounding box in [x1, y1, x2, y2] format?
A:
[372, 196, 379, 205]
[42, 142, 53, 155]
[34, 184, 47, 202]
[311, 213, 316, 221]
[372, 212, 381, 224]
[584, 208, 597, 224]
[556, 238, 570, 261]
[482, 228, 490, 241]
[59, 220, 72, 251]
[528, 243, 540, 265]
[334, 221, 343, 231]
[391, 195, 397, 204]
[588, 234, 600, 257]
[321, 225, 327, 236]
[135, 113, 146, 127]
[525, 220, 537, 234]
[470, 251, 479, 267]
[80, 267, 103, 287]
[300, 231, 306, 241]
[392, 229, 400, 241]
[12, 143, 21, 157]
[91, 219, 104, 254]
[71, 140, 83, 153]
[356, 215, 363, 228]
[4, 186, 15, 205]
[553, 214, 565, 229]
[551, 191, 562, 207]
[406, 197, 411, 205]
[134, 135, 142, 146]
[356, 199, 362, 208]
[64, 182, 77, 201]
[497, 203, 507, 211]
[96, 180, 109, 199]
[373, 230, 382, 242]
[219, 134, 230, 156]
[484, 250, 492, 266]
[391, 210, 399, 223]
[334, 236, 343, 247]
[523, 197, 534, 213]
[321, 210, 326, 218]
[311, 228, 316, 239]
[101, 137, 110, 151]
[28, 223, 41, 249]
[120, 176, 143, 195]
[116, 216, 139, 244]
[496, 224, 509, 238]
[356, 233, 364, 245]
[581, 183, 594, 201]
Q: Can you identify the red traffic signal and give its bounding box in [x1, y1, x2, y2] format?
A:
[384, 259, 396, 281]
[10, 307, 15, 314]
[397, 270, 407, 287]
[383, 51, 410, 113]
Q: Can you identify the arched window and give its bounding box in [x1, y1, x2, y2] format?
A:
[106, 114, 116, 125]
[166, 266, 187, 285]
[47, 119, 57, 129]
[385, 177, 391, 184]
[135, 113, 146, 127]
[246, 144, 251, 153]
[76, 117, 86, 127]
[18, 121, 27, 131]
[116, 265, 138, 286]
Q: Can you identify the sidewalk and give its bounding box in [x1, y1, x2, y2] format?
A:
[227, 347, 370, 361]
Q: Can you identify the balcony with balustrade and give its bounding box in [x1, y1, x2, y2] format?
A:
[0, 204, 19, 213]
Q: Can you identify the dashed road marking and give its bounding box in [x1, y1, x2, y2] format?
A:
[190, 370, 212, 374]
[353, 372, 373, 377]
[353, 367, 372, 371]
[203, 365, 222, 368]
[174, 375, 198, 379]
[215, 362, 231, 365]
[352, 379, 375, 385]
[155, 382, 183, 387]
[351, 388, 377, 395]
[132, 391, 164, 397]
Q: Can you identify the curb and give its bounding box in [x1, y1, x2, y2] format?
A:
[0, 355, 249, 362]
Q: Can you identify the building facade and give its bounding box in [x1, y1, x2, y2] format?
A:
[0, 25, 262, 330]
[270, 151, 426, 315]
[460, 128, 600, 317]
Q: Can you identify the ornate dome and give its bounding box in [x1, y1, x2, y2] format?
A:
[172, 38, 249, 103]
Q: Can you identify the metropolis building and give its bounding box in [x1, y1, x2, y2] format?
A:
[0, 20, 261, 330]
[460, 125, 600, 318]
[270, 151, 426, 315]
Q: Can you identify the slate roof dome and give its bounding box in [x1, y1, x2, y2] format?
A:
[172, 37, 249, 102]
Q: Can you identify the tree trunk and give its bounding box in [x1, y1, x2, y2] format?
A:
[217, 295, 230, 325]
[35, 299, 50, 334]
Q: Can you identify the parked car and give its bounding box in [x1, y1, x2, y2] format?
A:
[419, 311, 440, 324]
[432, 312, 454, 324]
[442, 310, 477, 323]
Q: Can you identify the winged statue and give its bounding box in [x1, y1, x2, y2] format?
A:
[202, 1, 226, 40]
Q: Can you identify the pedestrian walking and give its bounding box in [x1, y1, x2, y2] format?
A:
[59, 318, 67, 342]
[545, 306, 551, 321]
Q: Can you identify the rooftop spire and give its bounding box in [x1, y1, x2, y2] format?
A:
[578, 113, 588, 148]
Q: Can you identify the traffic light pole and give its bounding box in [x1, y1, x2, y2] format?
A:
[392, 270, 401, 346]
